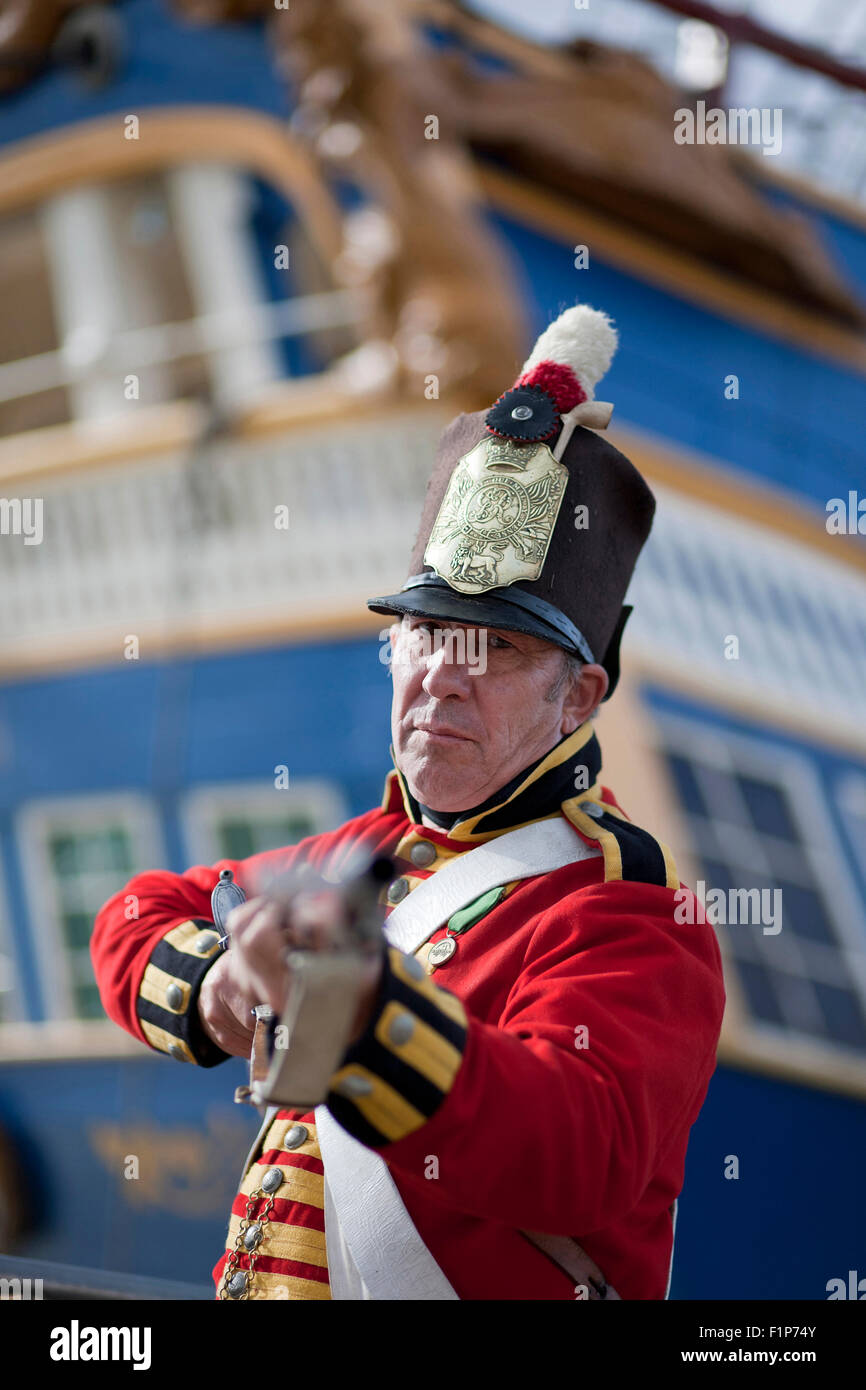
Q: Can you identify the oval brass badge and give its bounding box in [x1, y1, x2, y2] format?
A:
[427, 936, 457, 967]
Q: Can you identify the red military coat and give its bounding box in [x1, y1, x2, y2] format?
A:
[92, 724, 725, 1300]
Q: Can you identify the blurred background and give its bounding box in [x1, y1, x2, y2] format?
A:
[0, 0, 864, 1299]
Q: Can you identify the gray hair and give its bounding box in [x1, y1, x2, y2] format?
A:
[544, 650, 584, 702]
[545, 650, 604, 721]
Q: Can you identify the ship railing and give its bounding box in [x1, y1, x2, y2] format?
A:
[0, 1253, 212, 1301]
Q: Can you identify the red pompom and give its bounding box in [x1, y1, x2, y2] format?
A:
[516, 360, 586, 413]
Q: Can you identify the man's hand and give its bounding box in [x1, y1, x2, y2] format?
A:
[197, 892, 383, 1058]
[197, 946, 258, 1058]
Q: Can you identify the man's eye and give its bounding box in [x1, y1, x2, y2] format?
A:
[488, 634, 513, 649]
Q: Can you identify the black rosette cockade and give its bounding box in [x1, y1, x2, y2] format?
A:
[484, 384, 559, 443]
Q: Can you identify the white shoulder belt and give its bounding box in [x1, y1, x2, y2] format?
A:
[315, 817, 616, 1299]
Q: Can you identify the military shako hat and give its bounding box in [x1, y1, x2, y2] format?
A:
[367, 304, 656, 700]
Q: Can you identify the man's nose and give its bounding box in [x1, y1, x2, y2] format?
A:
[421, 634, 475, 698]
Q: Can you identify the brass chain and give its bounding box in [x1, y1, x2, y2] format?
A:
[220, 1187, 276, 1300]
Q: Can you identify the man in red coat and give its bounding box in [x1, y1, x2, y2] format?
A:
[92, 304, 725, 1300]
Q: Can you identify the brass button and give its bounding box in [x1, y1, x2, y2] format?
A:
[243, 1222, 262, 1251]
[409, 840, 436, 868]
[261, 1167, 283, 1194]
[388, 1012, 415, 1047]
[337, 1074, 372, 1098]
[581, 801, 604, 820]
[428, 937, 457, 968]
[403, 955, 426, 981]
[166, 983, 184, 1011]
[283, 1124, 309, 1150]
[168, 1043, 189, 1062]
[194, 931, 219, 954]
[387, 877, 409, 904]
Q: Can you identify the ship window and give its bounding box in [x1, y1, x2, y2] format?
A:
[181, 780, 348, 869]
[0, 207, 69, 437]
[48, 828, 131, 1019]
[655, 716, 866, 1058]
[216, 813, 320, 862]
[837, 773, 866, 885]
[15, 795, 165, 1021]
[0, 165, 360, 438]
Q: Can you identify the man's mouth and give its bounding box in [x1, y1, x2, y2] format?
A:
[412, 724, 474, 743]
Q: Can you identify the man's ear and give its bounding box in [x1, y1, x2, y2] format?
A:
[561, 663, 609, 733]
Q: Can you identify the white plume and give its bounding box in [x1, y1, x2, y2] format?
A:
[521, 304, 618, 400]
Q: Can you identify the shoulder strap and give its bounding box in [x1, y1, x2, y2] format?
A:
[317, 818, 616, 1301]
[316, 1105, 459, 1299]
[384, 816, 601, 955]
[564, 798, 679, 890]
[316, 1106, 622, 1300]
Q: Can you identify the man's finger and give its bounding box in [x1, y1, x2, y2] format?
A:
[225, 895, 277, 937]
[202, 991, 256, 1053]
[209, 1020, 257, 1058]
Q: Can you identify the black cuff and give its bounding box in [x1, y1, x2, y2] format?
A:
[325, 946, 468, 1148]
[136, 919, 232, 1068]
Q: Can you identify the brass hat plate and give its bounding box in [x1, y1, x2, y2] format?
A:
[424, 436, 568, 594]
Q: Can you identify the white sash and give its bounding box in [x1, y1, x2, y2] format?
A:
[315, 816, 601, 1299]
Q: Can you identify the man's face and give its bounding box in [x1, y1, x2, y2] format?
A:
[389, 615, 607, 813]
